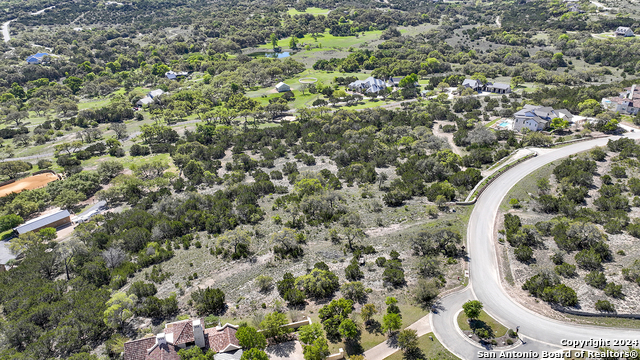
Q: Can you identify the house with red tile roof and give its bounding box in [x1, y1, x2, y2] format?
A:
[123, 319, 242, 360]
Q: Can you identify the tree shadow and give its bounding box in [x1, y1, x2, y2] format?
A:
[404, 347, 426, 360]
[469, 319, 495, 339]
[365, 319, 383, 335]
[345, 340, 364, 356]
[266, 340, 296, 357]
[386, 333, 399, 349]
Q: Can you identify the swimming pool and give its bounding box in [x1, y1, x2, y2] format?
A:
[498, 121, 509, 127]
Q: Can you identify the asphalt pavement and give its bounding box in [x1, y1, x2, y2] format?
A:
[433, 132, 640, 360]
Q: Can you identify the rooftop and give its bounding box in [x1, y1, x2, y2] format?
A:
[14, 210, 70, 234]
[123, 319, 240, 360]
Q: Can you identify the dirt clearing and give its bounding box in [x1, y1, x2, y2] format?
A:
[0, 173, 59, 197]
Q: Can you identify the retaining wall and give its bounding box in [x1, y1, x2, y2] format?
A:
[551, 304, 640, 320]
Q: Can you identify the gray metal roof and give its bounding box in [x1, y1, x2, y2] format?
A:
[214, 349, 243, 360]
[488, 82, 511, 89]
[14, 210, 71, 234]
[463, 79, 483, 88]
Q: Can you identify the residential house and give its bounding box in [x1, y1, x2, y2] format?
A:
[601, 85, 640, 115]
[275, 82, 291, 92]
[462, 79, 484, 92]
[387, 77, 404, 87]
[513, 104, 573, 132]
[485, 82, 512, 94]
[165, 71, 189, 80]
[25, 53, 51, 64]
[124, 319, 242, 360]
[136, 89, 165, 106]
[615, 27, 635, 37]
[14, 210, 71, 235]
[348, 77, 386, 94]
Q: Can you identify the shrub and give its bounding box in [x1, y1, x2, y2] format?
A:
[585, 271, 607, 289]
[375, 257, 387, 267]
[382, 259, 405, 287]
[37, 159, 52, 169]
[256, 275, 273, 293]
[555, 263, 577, 278]
[542, 284, 578, 306]
[514, 245, 533, 262]
[413, 279, 439, 308]
[191, 287, 226, 315]
[295, 267, 339, 299]
[550, 251, 564, 265]
[604, 282, 624, 299]
[270, 170, 283, 180]
[595, 300, 615, 313]
[340, 281, 367, 303]
[575, 248, 602, 270]
[622, 259, 640, 283]
[474, 328, 491, 339]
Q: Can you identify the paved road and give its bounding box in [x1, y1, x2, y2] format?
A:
[433, 132, 640, 360]
[2, 20, 13, 43]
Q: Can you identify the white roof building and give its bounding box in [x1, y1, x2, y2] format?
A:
[275, 82, 291, 92]
[348, 77, 386, 93]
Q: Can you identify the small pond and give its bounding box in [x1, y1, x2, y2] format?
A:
[248, 51, 291, 58]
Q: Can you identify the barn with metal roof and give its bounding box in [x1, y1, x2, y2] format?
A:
[14, 210, 71, 235]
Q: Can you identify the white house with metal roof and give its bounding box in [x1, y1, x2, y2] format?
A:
[136, 89, 164, 106]
[615, 27, 635, 37]
[348, 77, 386, 94]
[513, 104, 573, 132]
[275, 82, 291, 92]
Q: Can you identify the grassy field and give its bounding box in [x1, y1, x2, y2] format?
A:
[457, 310, 509, 338]
[259, 30, 384, 51]
[310, 304, 429, 355]
[287, 7, 330, 16]
[384, 332, 459, 360]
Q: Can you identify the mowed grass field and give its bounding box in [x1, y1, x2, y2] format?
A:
[384, 332, 459, 360]
[259, 29, 384, 51]
[287, 7, 330, 16]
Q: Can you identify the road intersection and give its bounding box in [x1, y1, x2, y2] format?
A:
[432, 132, 640, 360]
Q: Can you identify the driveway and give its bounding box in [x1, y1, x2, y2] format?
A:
[432, 132, 640, 359]
[266, 340, 304, 360]
[363, 314, 432, 360]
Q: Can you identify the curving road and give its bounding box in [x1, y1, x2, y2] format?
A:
[2, 20, 13, 43]
[432, 132, 640, 360]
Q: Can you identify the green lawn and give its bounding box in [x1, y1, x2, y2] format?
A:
[0, 229, 13, 241]
[287, 7, 330, 16]
[384, 332, 459, 360]
[311, 304, 428, 355]
[77, 97, 110, 110]
[259, 30, 383, 51]
[457, 310, 508, 338]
